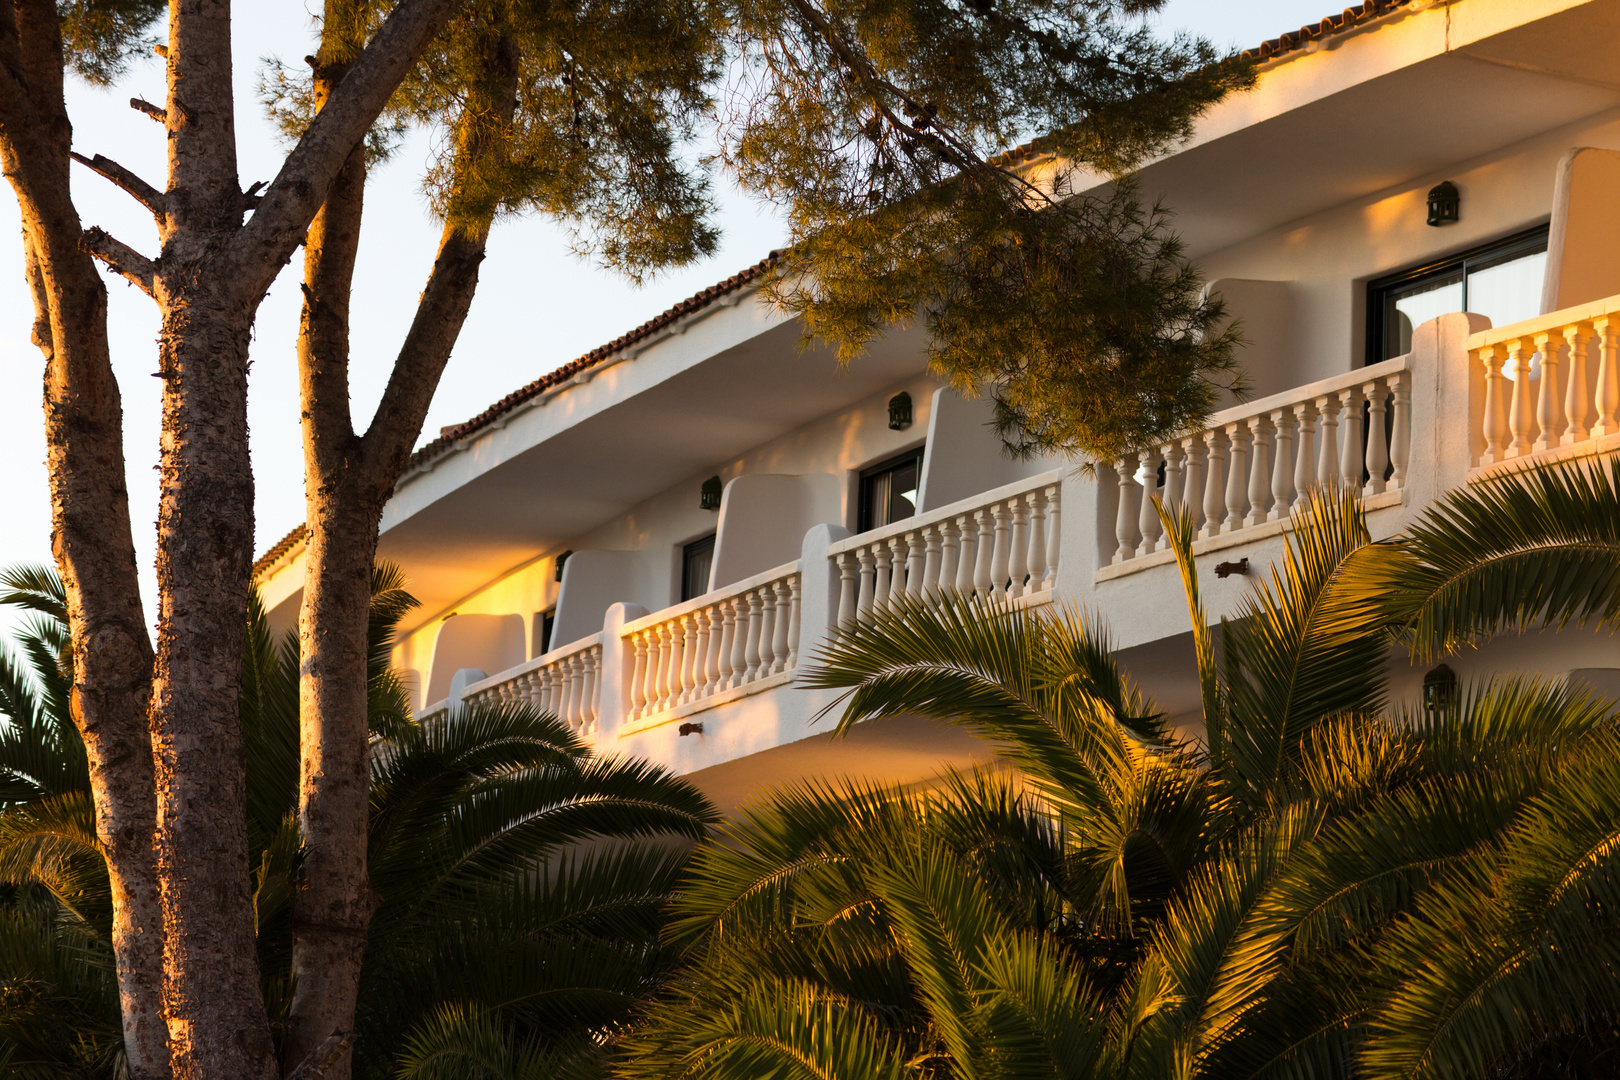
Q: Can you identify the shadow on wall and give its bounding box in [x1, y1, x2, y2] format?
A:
[425, 612, 525, 707]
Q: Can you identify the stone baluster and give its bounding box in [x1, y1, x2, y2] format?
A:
[1246, 415, 1271, 527]
[716, 601, 737, 691]
[871, 543, 891, 614]
[556, 658, 575, 728]
[955, 514, 978, 593]
[1201, 430, 1226, 541]
[1315, 394, 1340, 489]
[905, 531, 927, 597]
[743, 590, 765, 682]
[1596, 317, 1620, 437]
[887, 538, 908, 606]
[921, 526, 942, 597]
[1043, 485, 1061, 589]
[581, 652, 598, 731]
[1114, 457, 1140, 563]
[835, 553, 856, 629]
[1162, 442, 1185, 513]
[786, 577, 801, 669]
[1506, 337, 1534, 458]
[937, 519, 960, 595]
[571, 655, 587, 729]
[990, 502, 1012, 598]
[628, 632, 647, 717]
[972, 509, 995, 598]
[1388, 372, 1411, 490]
[1292, 401, 1316, 506]
[1181, 435, 1206, 534]
[1479, 344, 1507, 464]
[1007, 497, 1030, 597]
[856, 548, 877, 623]
[1533, 330, 1564, 453]
[757, 588, 778, 677]
[1223, 422, 1249, 533]
[1027, 491, 1048, 594]
[694, 610, 713, 697]
[1363, 379, 1388, 495]
[646, 625, 666, 712]
[771, 580, 792, 674]
[1137, 447, 1162, 557]
[1270, 408, 1295, 520]
[1337, 387, 1362, 491]
[1563, 325, 1592, 445]
[676, 614, 697, 705]
[705, 608, 725, 696]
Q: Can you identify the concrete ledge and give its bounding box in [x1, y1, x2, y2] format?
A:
[618, 669, 797, 736]
[1094, 488, 1407, 583]
[1469, 433, 1620, 482]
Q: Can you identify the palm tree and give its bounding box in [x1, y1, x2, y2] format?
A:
[618, 470, 1620, 1080]
[0, 565, 718, 1079]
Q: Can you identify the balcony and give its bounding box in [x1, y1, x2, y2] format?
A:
[416, 300, 1620, 780]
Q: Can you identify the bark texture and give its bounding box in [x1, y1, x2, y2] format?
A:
[0, 4, 166, 1076]
[284, 25, 518, 1076]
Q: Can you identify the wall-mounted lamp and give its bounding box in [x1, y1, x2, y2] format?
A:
[1426, 181, 1460, 226]
[1214, 558, 1249, 579]
[554, 549, 572, 583]
[678, 722, 704, 736]
[1423, 663, 1457, 712]
[888, 391, 913, 430]
[699, 475, 723, 511]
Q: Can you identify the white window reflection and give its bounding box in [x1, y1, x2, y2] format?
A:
[1371, 229, 1548, 365]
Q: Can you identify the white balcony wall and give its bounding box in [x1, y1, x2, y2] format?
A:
[709, 474, 840, 588]
[1543, 146, 1620, 312]
[916, 389, 1061, 512]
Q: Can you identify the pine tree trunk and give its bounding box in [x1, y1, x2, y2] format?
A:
[282, 29, 519, 1072]
[2, 3, 167, 1075]
[148, 5, 277, 1077]
[285, 121, 380, 1080]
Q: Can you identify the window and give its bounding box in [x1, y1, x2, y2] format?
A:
[1367, 226, 1548, 364]
[681, 534, 715, 602]
[858, 447, 925, 533]
[536, 607, 556, 656]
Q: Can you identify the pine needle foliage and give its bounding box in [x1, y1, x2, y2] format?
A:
[0, 563, 718, 1079]
[624, 461, 1620, 1080]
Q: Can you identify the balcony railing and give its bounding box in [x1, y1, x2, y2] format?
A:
[829, 469, 1063, 628]
[1107, 355, 1414, 567]
[621, 561, 802, 722]
[458, 633, 605, 734]
[1471, 297, 1620, 473]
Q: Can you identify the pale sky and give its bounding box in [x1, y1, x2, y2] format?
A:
[0, 0, 1335, 636]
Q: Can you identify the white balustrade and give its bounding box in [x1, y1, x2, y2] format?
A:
[831, 470, 1063, 627]
[1472, 300, 1620, 469]
[621, 562, 802, 721]
[459, 633, 605, 735]
[1108, 356, 1414, 565]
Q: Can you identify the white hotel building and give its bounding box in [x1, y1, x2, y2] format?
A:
[256, 0, 1620, 810]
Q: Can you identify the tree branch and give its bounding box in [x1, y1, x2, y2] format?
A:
[234, 0, 456, 292]
[129, 97, 165, 123]
[80, 227, 156, 295]
[69, 152, 167, 221]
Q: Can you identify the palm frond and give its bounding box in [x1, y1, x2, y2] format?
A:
[1389, 456, 1620, 660]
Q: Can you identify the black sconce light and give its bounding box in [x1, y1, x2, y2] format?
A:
[699, 475, 723, 511]
[1423, 663, 1457, 713]
[1426, 181, 1460, 226]
[554, 549, 572, 583]
[888, 391, 913, 430]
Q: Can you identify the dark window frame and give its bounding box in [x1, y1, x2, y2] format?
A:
[537, 607, 556, 656]
[1365, 225, 1549, 366]
[680, 533, 716, 603]
[857, 445, 926, 533]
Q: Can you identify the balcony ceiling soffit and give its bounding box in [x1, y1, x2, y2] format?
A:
[375, 320, 929, 629]
[1094, 0, 1620, 258]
